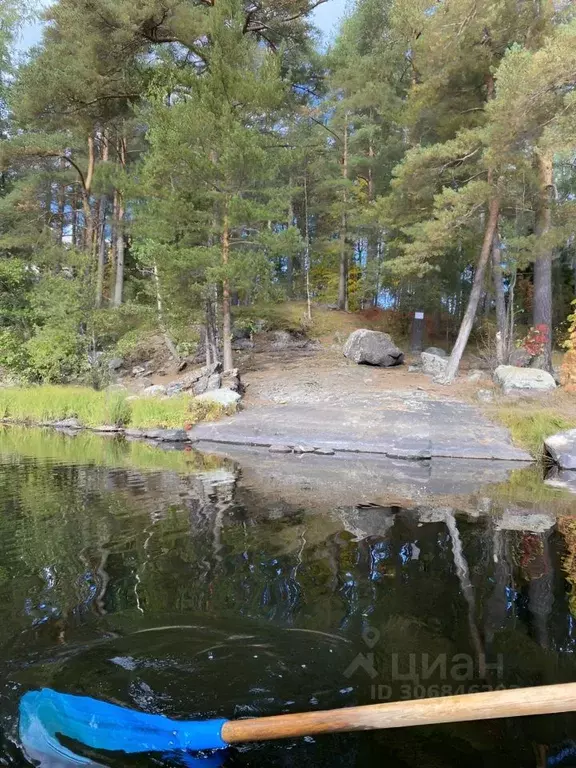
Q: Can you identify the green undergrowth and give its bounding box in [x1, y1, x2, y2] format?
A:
[495, 407, 576, 457]
[233, 301, 409, 341]
[0, 386, 226, 429]
[0, 427, 226, 473]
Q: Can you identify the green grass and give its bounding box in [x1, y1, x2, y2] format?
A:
[0, 426, 226, 473]
[495, 408, 576, 457]
[0, 385, 226, 430]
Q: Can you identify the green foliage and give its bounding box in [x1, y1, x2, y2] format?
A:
[495, 407, 576, 457]
[0, 386, 226, 428]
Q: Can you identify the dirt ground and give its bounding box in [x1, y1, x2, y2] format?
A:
[235, 342, 494, 407]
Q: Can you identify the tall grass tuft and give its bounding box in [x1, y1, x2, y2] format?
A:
[0, 386, 226, 430]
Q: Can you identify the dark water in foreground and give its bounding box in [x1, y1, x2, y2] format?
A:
[1, 429, 576, 767]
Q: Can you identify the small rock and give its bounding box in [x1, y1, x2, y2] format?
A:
[314, 447, 335, 455]
[232, 339, 255, 351]
[294, 445, 316, 454]
[206, 373, 222, 391]
[195, 388, 241, 408]
[467, 370, 483, 383]
[132, 366, 146, 376]
[408, 365, 421, 373]
[476, 389, 494, 403]
[193, 376, 210, 395]
[544, 429, 576, 470]
[108, 357, 123, 371]
[166, 382, 184, 396]
[53, 418, 82, 429]
[269, 444, 293, 453]
[494, 365, 556, 393]
[142, 429, 163, 439]
[222, 368, 242, 393]
[272, 330, 293, 349]
[178, 360, 188, 372]
[92, 425, 121, 432]
[142, 384, 167, 397]
[156, 429, 189, 442]
[343, 329, 404, 367]
[201, 361, 222, 377]
[424, 347, 447, 358]
[421, 352, 448, 378]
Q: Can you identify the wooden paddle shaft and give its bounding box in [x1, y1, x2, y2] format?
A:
[221, 682, 576, 744]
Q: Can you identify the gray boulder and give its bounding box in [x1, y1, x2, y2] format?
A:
[166, 381, 184, 396]
[421, 352, 448, 378]
[544, 429, 576, 470]
[343, 329, 404, 367]
[141, 384, 167, 397]
[424, 347, 447, 358]
[206, 373, 222, 391]
[494, 365, 556, 393]
[222, 368, 242, 392]
[195, 388, 241, 408]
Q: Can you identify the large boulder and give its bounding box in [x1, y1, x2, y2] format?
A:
[544, 429, 576, 470]
[343, 329, 404, 367]
[424, 347, 447, 358]
[494, 365, 556, 394]
[421, 352, 448, 378]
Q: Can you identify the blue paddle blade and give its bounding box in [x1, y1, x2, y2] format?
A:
[19, 689, 229, 757]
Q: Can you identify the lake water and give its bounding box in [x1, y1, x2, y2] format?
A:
[1, 427, 576, 767]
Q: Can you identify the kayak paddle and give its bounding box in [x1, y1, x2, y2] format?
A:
[20, 683, 576, 759]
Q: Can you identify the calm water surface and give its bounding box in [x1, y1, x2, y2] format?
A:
[1, 428, 576, 767]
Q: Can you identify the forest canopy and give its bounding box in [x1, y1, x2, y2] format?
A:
[0, 0, 575, 383]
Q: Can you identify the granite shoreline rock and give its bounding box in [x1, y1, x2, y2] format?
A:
[343, 329, 404, 367]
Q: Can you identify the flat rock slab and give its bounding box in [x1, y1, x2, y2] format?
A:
[190, 400, 531, 462]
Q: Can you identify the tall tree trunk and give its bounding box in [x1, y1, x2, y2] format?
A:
[443, 196, 501, 383]
[112, 138, 127, 307]
[366, 138, 378, 307]
[153, 260, 179, 360]
[304, 172, 312, 322]
[82, 134, 96, 253]
[112, 193, 125, 307]
[286, 177, 295, 296]
[95, 198, 107, 308]
[205, 293, 219, 366]
[71, 188, 78, 247]
[533, 151, 554, 371]
[95, 134, 109, 308]
[222, 208, 233, 371]
[492, 231, 507, 363]
[338, 118, 349, 311]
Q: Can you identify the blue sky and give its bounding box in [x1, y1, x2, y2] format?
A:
[17, 0, 348, 52]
